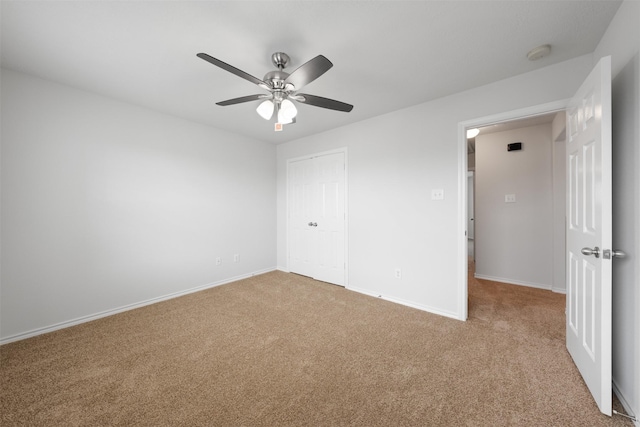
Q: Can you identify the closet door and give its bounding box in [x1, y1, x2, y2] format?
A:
[314, 152, 345, 285]
[289, 157, 317, 279]
[288, 152, 345, 286]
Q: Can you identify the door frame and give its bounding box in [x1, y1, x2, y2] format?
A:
[285, 147, 349, 286]
[467, 170, 474, 242]
[457, 100, 568, 320]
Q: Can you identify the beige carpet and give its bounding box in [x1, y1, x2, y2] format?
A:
[1, 264, 633, 426]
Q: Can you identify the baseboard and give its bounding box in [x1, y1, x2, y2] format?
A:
[474, 273, 552, 290]
[346, 285, 461, 321]
[613, 379, 639, 426]
[0, 267, 277, 345]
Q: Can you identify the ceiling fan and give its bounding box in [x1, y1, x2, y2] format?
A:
[197, 52, 353, 130]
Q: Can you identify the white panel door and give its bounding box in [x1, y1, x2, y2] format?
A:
[566, 56, 612, 416]
[288, 158, 316, 278]
[288, 152, 346, 286]
[315, 153, 345, 285]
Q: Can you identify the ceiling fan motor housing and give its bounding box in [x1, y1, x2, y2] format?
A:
[263, 70, 290, 90]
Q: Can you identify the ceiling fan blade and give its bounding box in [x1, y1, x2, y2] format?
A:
[284, 55, 333, 90]
[216, 94, 267, 106]
[296, 94, 353, 112]
[197, 53, 267, 87]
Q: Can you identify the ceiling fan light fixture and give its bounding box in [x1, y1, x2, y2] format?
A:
[256, 100, 274, 120]
[278, 114, 294, 125]
[278, 99, 298, 122]
[272, 101, 293, 125]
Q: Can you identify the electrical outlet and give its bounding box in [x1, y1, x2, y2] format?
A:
[233, 254, 239, 262]
[216, 257, 222, 266]
[395, 268, 402, 279]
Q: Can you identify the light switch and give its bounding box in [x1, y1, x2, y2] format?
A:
[431, 189, 445, 200]
[505, 194, 516, 203]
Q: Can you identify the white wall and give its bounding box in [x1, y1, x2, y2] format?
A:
[474, 123, 554, 289]
[0, 69, 277, 342]
[593, 0, 640, 420]
[277, 54, 594, 319]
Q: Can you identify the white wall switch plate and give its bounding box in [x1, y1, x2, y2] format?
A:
[431, 189, 445, 200]
[505, 194, 516, 203]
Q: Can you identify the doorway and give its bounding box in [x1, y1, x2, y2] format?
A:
[457, 100, 568, 320]
[467, 112, 564, 292]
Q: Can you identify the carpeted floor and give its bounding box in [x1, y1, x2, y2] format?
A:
[0, 263, 633, 426]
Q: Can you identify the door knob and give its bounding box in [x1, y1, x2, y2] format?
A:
[603, 249, 626, 259]
[307, 222, 317, 227]
[611, 250, 626, 259]
[581, 247, 600, 258]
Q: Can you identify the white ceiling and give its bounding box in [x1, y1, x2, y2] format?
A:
[0, 1, 621, 144]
